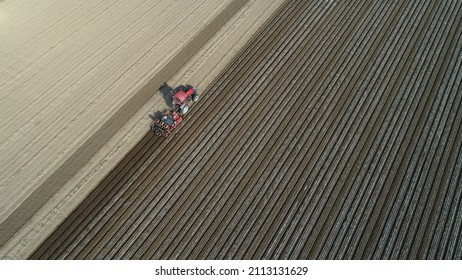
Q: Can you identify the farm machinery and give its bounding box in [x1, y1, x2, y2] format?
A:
[150, 84, 199, 137]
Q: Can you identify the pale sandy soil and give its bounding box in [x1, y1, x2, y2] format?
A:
[0, 0, 285, 259]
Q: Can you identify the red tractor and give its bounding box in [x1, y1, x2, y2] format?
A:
[171, 84, 199, 115]
[150, 84, 199, 137]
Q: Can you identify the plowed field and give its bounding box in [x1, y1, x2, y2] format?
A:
[32, 0, 462, 259]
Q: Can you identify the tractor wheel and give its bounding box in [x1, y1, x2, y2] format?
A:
[179, 104, 189, 115]
[192, 93, 199, 102]
[185, 84, 193, 90]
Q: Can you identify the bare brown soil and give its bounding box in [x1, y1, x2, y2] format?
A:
[33, 0, 462, 259]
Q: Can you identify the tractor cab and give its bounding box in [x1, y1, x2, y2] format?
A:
[174, 89, 191, 104]
[172, 85, 199, 115]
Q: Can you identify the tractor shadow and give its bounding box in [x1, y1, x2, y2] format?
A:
[159, 82, 174, 108]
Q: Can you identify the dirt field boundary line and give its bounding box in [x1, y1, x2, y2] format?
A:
[0, 0, 249, 248]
